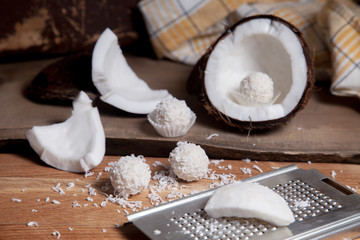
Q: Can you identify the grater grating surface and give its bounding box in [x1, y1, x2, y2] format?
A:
[170, 179, 343, 240]
[128, 165, 360, 240]
[273, 179, 342, 221]
[171, 209, 277, 240]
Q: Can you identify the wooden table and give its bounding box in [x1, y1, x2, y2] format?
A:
[1, 153, 359, 239]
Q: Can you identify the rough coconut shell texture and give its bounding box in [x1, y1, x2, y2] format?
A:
[187, 15, 314, 131]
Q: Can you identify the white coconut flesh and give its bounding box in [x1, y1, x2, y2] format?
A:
[204, 182, 295, 226]
[26, 91, 105, 173]
[205, 18, 307, 122]
[92, 28, 172, 114]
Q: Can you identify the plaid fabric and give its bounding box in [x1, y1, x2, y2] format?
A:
[318, 0, 360, 97]
[139, 0, 293, 64]
[139, 0, 360, 98]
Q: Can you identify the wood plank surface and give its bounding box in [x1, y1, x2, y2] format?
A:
[0, 153, 359, 240]
[0, 56, 360, 163]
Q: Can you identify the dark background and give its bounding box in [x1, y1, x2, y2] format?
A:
[0, 0, 155, 62]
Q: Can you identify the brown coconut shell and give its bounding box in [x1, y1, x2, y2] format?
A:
[187, 15, 314, 131]
[25, 53, 99, 105]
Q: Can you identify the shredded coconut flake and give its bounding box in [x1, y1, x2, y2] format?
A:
[52, 231, 61, 239]
[84, 171, 94, 178]
[167, 191, 188, 200]
[240, 167, 252, 175]
[101, 193, 143, 210]
[152, 161, 170, 169]
[253, 165, 263, 173]
[27, 221, 39, 227]
[52, 183, 65, 195]
[206, 133, 219, 140]
[242, 158, 251, 163]
[72, 200, 81, 208]
[52, 200, 60, 205]
[151, 169, 179, 194]
[210, 159, 224, 165]
[104, 166, 112, 172]
[88, 187, 97, 196]
[294, 200, 310, 208]
[205, 170, 237, 188]
[154, 229, 161, 235]
[96, 172, 102, 180]
[86, 197, 94, 202]
[331, 170, 336, 179]
[12, 198, 21, 202]
[148, 189, 165, 206]
[66, 182, 75, 190]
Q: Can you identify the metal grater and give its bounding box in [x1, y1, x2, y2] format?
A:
[127, 165, 360, 240]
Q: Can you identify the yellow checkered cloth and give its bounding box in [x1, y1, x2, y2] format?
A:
[319, 0, 360, 97]
[138, 0, 360, 98]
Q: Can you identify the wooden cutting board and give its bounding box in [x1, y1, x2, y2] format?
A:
[0, 55, 359, 163]
[1, 153, 359, 240]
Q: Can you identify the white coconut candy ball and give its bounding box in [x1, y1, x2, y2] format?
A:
[169, 141, 209, 182]
[239, 72, 274, 103]
[154, 97, 192, 126]
[109, 155, 151, 198]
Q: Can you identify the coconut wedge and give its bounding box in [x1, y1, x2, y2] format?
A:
[187, 15, 314, 130]
[205, 182, 295, 226]
[92, 28, 172, 114]
[26, 91, 105, 173]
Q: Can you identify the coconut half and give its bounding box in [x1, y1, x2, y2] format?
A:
[204, 182, 295, 226]
[187, 15, 314, 130]
[92, 28, 172, 114]
[26, 91, 105, 173]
